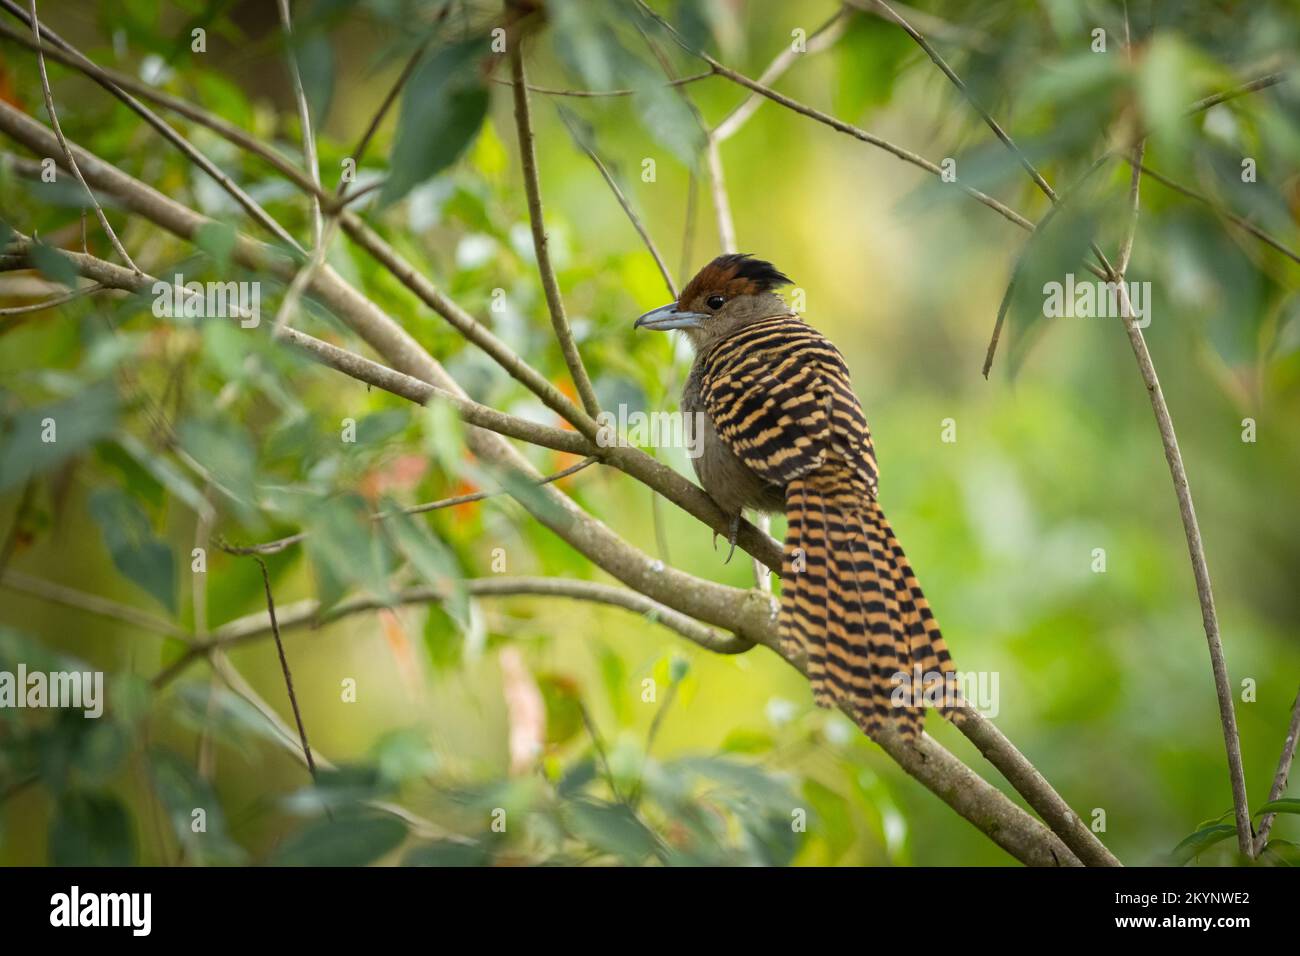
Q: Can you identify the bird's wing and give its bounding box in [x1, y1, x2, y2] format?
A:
[700, 317, 879, 496]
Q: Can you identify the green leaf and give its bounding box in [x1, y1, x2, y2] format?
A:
[116, 432, 212, 518]
[1169, 824, 1237, 865]
[1260, 839, 1300, 866]
[551, 0, 625, 91]
[269, 811, 407, 866]
[1256, 798, 1300, 817]
[294, 32, 335, 130]
[631, 77, 704, 167]
[835, 14, 911, 118]
[537, 673, 584, 747]
[283, 765, 394, 815]
[354, 409, 409, 446]
[597, 644, 631, 725]
[88, 487, 177, 613]
[422, 604, 464, 672]
[564, 799, 660, 864]
[403, 840, 490, 866]
[422, 398, 466, 477]
[194, 221, 237, 273]
[0, 384, 119, 494]
[28, 241, 79, 288]
[173, 682, 284, 757]
[379, 39, 489, 207]
[49, 790, 137, 866]
[303, 493, 394, 609]
[178, 417, 258, 510]
[372, 728, 439, 784]
[383, 503, 468, 627]
[149, 747, 245, 864]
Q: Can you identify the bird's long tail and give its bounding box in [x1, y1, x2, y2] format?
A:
[779, 473, 960, 738]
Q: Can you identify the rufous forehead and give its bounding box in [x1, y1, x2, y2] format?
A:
[680, 267, 765, 302]
[678, 254, 792, 305]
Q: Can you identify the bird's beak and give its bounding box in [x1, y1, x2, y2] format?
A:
[634, 302, 708, 331]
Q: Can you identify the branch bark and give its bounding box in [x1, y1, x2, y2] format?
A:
[508, 35, 602, 418]
[1254, 688, 1300, 854]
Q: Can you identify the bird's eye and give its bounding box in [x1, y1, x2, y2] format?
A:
[706, 294, 726, 310]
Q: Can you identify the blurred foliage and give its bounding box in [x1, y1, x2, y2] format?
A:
[1, 0, 1299, 866]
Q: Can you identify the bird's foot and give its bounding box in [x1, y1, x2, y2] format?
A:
[720, 513, 741, 564]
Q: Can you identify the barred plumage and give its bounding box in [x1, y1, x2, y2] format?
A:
[637, 254, 959, 739]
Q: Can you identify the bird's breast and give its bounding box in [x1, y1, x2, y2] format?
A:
[683, 360, 786, 516]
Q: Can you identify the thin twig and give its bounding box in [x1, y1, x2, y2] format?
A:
[219, 456, 599, 556]
[556, 106, 676, 298]
[272, 216, 338, 338]
[1, 236, 596, 460]
[152, 576, 752, 688]
[1186, 70, 1289, 114]
[27, 0, 138, 271]
[864, 0, 1113, 278]
[489, 70, 715, 98]
[0, 1, 307, 257]
[338, 8, 448, 197]
[508, 36, 601, 418]
[1254, 688, 1300, 854]
[713, 6, 850, 143]
[982, 152, 1113, 377]
[0, 282, 103, 316]
[252, 555, 317, 779]
[276, 0, 322, 249]
[1129, 160, 1300, 266]
[704, 135, 737, 254]
[636, 0, 1034, 233]
[1, 569, 188, 637]
[579, 702, 623, 804]
[0, 479, 36, 579]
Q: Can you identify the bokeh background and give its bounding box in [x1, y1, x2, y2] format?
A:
[1, 0, 1298, 866]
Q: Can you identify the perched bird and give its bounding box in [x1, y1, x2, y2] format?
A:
[635, 254, 958, 738]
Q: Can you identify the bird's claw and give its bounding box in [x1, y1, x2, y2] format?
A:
[722, 514, 740, 564]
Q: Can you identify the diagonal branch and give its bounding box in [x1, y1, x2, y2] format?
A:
[0, 1, 307, 257]
[1128, 159, 1300, 267]
[635, 0, 1034, 233]
[713, 6, 851, 143]
[26, 0, 137, 272]
[252, 554, 318, 779]
[1254, 688, 1300, 854]
[557, 107, 677, 298]
[508, 36, 601, 418]
[276, 0, 322, 249]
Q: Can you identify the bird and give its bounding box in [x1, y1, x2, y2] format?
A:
[635, 253, 959, 739]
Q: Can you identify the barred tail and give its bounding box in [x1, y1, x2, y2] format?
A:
[779, 475, 960, 739]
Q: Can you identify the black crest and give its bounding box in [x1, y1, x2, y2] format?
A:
[711, 253, 793, 291]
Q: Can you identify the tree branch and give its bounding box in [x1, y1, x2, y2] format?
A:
[0, 1, 307, 256]
[26, 0, 137, 271]
[509, 35, 602, 418]
[557, 106, 677, 298]
[1254, 688, 1300, 854]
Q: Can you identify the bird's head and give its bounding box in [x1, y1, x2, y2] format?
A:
[634, 253, 794, 350]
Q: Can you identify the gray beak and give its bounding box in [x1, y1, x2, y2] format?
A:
[634, 302, 708, 331]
